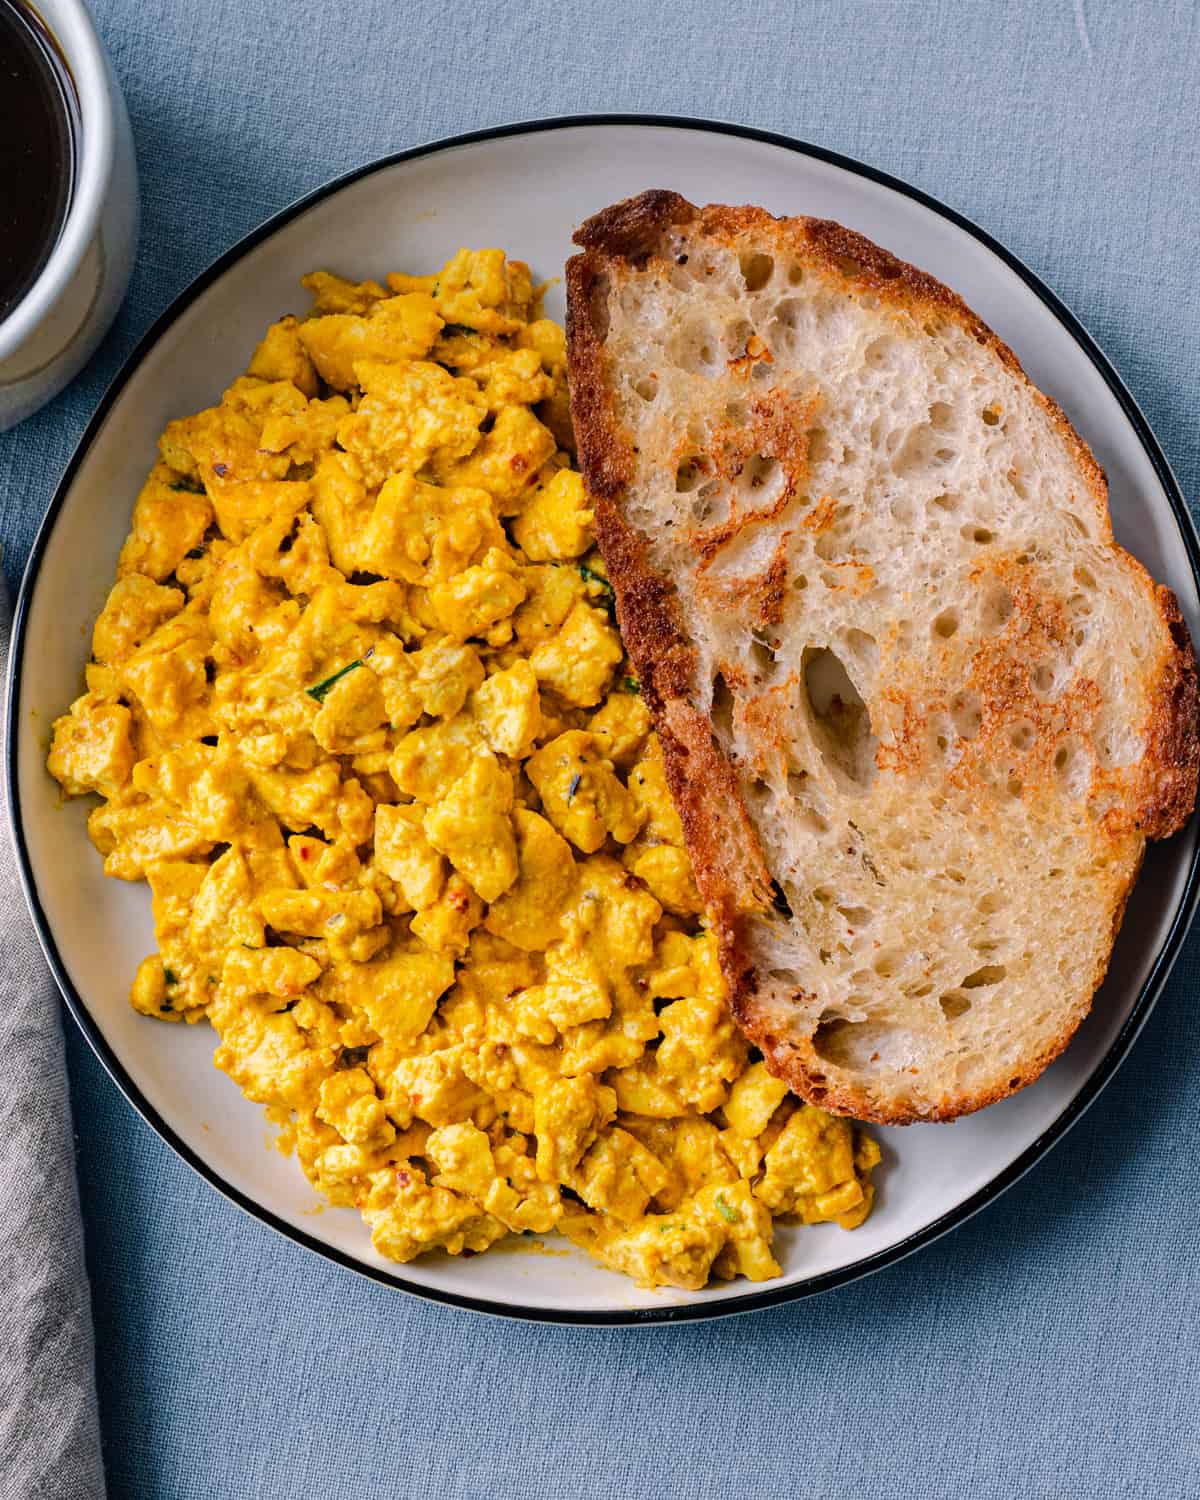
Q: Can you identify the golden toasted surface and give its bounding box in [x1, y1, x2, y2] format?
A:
[48, 247, 879, 1289]
[566, 191, 1199, 1125]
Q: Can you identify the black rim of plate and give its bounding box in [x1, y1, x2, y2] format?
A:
[9, 114, 1200, 1327]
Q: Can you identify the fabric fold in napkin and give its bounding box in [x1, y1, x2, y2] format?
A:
[0, 582, 107, 1500]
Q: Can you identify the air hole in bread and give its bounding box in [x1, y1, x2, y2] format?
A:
[939, 991, 971, 1019]
[1066, 512, 1089, 537]
[1098, 730, 1133, 769]
[928, 711, 958, 763]
[1009, 720, 1036, 752]
[773, 298, 801, 331]
[794, 800, 831, 834]
[1066, 591, 1091, 619]
[693, 480, 730, 527]
[842, 628, 879, 677]
[711, 671, 735, 742]
[675, 459, 703, 493]
[964, 524, 995, 544]
[929, 401, 955, 432]
[725, 398, 749, 426]
[808, 427, 833, 463]
[727, 319, 754, 354]
[740, 454, 781, 493]
[933, 608, 959, 640]
[1053, 736, 1090, 797]
[931, 492, 959, 513]
[977, 890, 1008, 915]
[1032, 662, 1059, 697]
[812, 1014, 893, 1073]
[1007, 777, 1023, 798]
[748, 633, 776, 679]
[740, 251, 774, 291]
[632, 375, 657, 403]
[742, 777, 772, 815]
[865, 336, 897, 369]
[981, 585, 1013, 633]
[950, 691, 983, 740]
[670, 320, 721, 375]
[837, 905, 873, 929]
[802, 647, 878, 788]
[787, 263, 804, 285]
[767, 967, 801, 989]
[981, 405, 1001, 426]
[963, 964, 1006, 989]
[1074, 564, 1097, 591]
[874, 950, 903, 977]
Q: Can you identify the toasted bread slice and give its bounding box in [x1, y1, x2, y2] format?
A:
[566, 191, 1199, 1124]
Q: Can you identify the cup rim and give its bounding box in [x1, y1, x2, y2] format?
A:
[0, 0, 115, 360]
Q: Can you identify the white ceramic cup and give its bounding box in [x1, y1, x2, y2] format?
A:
[0, 0, 138, 431]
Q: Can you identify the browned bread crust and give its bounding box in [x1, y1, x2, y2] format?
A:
[566, 190, 1199, 1124]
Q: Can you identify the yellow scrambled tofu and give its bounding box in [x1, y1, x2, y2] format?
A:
[48, 251, 879, 1292]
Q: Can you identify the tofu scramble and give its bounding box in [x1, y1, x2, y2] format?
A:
[47, 249, 879, 1291]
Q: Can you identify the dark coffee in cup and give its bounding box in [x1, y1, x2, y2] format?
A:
[0, 0, 78, 320]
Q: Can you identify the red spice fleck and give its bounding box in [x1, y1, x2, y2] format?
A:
[396, 1169, 411, 1187]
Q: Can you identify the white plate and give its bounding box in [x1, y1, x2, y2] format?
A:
[10, 117, 1200, 1323]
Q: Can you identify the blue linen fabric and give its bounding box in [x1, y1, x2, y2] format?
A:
[2, 0, 1199, 1494]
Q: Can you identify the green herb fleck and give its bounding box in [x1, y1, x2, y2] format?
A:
[340, 1045, 371, 1069]
[160, 997, 174, 1012]
[441, 322, 474, 338]
[567, 772, 582, 801]
[163, 968, 178, 986]
[658, 1222, 676, 1234]
[169, 476, 204, 494]
[715, 1194, 740, 1225]
[207, 975, 217, 985]
[619, 675, 641, 694]
[579, 564, 616, 614]
[306, 659, 363, 702]
[185, 546, 206, 560]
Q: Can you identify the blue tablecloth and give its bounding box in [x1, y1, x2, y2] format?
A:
[3, 1, 1199, 1494]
